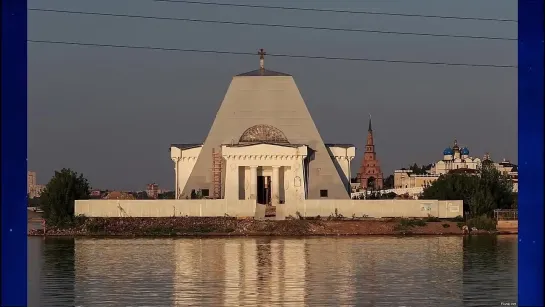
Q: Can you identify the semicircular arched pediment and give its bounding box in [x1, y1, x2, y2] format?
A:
[239, 124, 289, 144]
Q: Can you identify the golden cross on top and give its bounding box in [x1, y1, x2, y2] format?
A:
[258, 48, 266, 69]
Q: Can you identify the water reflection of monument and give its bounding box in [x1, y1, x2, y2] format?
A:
[72, 237, 465, 306]
[174, 238, 307, 306]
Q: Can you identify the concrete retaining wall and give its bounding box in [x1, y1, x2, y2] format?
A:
[281, 199, 463, 219]
[497, 220, 518, 233]
[75, 199, 463, 219]
[75, 199, 257, 218]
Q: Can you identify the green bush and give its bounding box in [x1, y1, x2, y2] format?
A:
[85, 218, 106, 233]
[413, 219, 427, 227]
[71, 214, 87, 227]
[442, 223, 451, 228]
[40, 168, 91, 227]
[451, 215, 465, 222]
[397, 218, 427, 230]
[424, 215, 441, 222]
[467, 215, 497, 231]
[421, 165, 515, 217]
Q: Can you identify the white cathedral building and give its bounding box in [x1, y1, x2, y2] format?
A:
[430, 139, 481, 174]
[394, 139, 518, 193]
[170, 54, 355, 205]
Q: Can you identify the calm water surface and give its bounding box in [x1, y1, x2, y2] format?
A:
[28, 236, 517, 306]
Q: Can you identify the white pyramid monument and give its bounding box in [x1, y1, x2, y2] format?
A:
[179, 52, 350, 200]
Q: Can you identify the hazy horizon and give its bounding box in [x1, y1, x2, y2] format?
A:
[28, 0, 517, 190]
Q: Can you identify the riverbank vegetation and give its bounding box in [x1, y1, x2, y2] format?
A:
[39, 168, 90, 227]
[420, 164, 516, 230]
[29, 216, 475, 237]
[35, 165, 516, 234]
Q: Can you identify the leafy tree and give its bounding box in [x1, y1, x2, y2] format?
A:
[367, 177, 377, 191]
[409, 163, 420, 174]
[135, 191, 150, 199]
[421, 165, 514, 217]
[408, 163, 433, 175]
[382, 192, 397, 199]
[383, 174, 394, 189]
[158, 191, 175, 199]
[364, 191, 397, 200]
[512, 193, 518, 209]
[40, 168, 91, 226]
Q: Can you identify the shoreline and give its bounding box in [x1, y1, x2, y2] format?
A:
[29, 233, 515, 238]
[28, 216, 514, 237]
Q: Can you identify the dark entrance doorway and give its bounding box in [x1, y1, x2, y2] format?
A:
[257, 176, 271, 205]
[367, 176, 376, 190]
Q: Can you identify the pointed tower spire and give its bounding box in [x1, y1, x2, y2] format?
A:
[358, 114, 383, 191]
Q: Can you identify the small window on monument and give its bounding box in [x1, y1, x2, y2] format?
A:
[202, 189, 210, 197]
[320, 190, 328, 197]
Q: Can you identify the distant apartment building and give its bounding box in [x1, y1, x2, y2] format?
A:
[27, 171, 45, 198]
[146, 183, 159, 199]
[90, 189, 102, 198]
[28, 171, 36, 187]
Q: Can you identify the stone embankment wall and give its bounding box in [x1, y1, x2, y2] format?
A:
[75, 199, 463, 219]
[75, 200, 258, 218]
[496, 220, 518, 233]
[281, 200, 463, 219]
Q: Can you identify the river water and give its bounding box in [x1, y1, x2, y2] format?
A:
[27, 236, 517, 307]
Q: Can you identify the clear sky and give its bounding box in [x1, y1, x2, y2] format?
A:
[28, 0, 518, 190]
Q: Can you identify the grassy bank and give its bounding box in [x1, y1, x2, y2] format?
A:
[27, 216, 502, 237]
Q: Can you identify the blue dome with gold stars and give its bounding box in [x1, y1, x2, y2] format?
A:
[461, 147, 470, 155]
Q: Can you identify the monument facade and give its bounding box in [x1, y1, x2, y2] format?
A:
[170, 51, 355, 204]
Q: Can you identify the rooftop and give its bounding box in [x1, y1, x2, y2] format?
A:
[236, 68, 291, 77]
[325, 143, 355, 148]
[170, 144, 203, 150]
[236, 49, 291, 76]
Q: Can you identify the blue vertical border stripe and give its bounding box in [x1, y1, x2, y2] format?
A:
[1, 0, 28, 306]
[519, 0, 545, 306]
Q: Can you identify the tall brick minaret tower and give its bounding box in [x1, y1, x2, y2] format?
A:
[357, 115, 384, 190]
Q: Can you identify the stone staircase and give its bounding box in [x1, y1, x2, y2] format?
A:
[265, 206, 277, 219]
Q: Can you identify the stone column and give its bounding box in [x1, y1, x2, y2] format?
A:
[272, 166, 280, 206]
[250, 166, 257, 200]
[224, 159, 239, 200]
[172, 157, 180, 199]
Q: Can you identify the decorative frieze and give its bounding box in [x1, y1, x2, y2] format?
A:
[222, 154, 305, 161]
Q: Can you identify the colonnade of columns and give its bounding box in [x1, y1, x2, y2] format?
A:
[221, 150, 308, 203]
